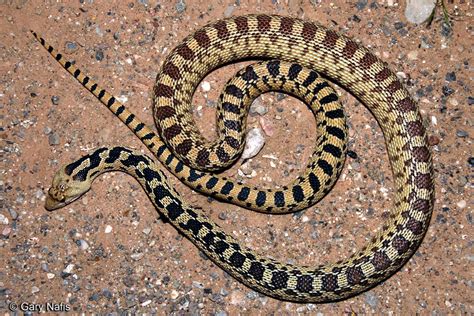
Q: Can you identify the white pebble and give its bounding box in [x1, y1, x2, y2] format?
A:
[31, 286, 40, 294]
[405, 0, 436, 24]
[0, 214, 8, 225]
[170, 290, 179, 299]
[456, 200, 466, 209]
[105, 225, 113, 233]
[431, 116, 437, 126]
[241, 128, 265, 160]
[302, 215, 310, 223]
[141, 300, 152, 306]
[47, 273, 55, 279]
[201, 81, 211, 92]
[63, 264, 75, 274]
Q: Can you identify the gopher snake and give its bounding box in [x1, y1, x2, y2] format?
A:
[34, 14, 434, 302]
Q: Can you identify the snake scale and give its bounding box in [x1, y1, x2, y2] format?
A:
[33, 14, 434, 302]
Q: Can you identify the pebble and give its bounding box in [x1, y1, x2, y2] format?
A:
[468, 157, 474, 167]
[95, 49, 104, 61]
[104, 225, 113, 233]
[468, 96, 474, 105]
[41, 263, 49, 272]
[65, 41, 78, 53]
[259, 117, 274, 136]
[31, 286, 40, 294]
[241, 128, 265, 160]
[224, 5, 235, 17]
[131, 253, 144, 260]
[170, 289, 179, 299]
[215, 311, 227, 316]
[249, 100, 268, 116]
[2, 227, 11, 237]
[102, 288, 113, 299]
[441, 22, 452, 37]
[456, 200, 466, 209]
[175, 0, 186, 13]
[77, 239, 89, 250]
[355, 0, 367, 10]
[229, 290, 245, 305]
[142, 227, 152, 235]
[404, 0, 436, 24]
[445, 72, 456, 82]
[407, 51, 418, 60]
[201, 81, 211, 92]
[46, 273, 55, 279]
[48, 133, 60, 146]
[51, 95, 60, 105]
[0, 214, 8, 225]
[63, 264, 75, 274]
[8, 208, 18, 220]
[456, 130, 468, 138]
[442, 86, 454, 97]
[43, 126, 52, 135]
[364, 291, 378, 308]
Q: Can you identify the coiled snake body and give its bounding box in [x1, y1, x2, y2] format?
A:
[34, 14, 434, 302]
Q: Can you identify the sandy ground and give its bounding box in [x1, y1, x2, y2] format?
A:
[1, 0, 472, 314]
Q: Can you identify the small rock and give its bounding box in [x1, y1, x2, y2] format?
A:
[201, 81, 211, 92]
[102, 288, 113, 299]
[259, 117, 274, 136]
[77, 239, 89, 250]
[229, 290, 245, 306]
[2, 227, 11, 237]
[441, 22, 452, 37]
[104, 225, 113, 233]
[394, 21, 405, 30]
[445, 72, 456, 82]
[468, 157, 474, 167]
[142, 227, 152, 235]
[355, 0, 367, 10]
[31, 286, 40, 294]
[407, 50, 418, 60]
[95, 49, 104, 61]
[405, 0, 436, 24]
[43, 126, 52, 135]
[456, 130, 468, 138]
[0, 214, 8, 225]
[8, 208, 18, 220]
[224, 5, 235, 17]
[241, 128, 265, 160]
[51, 95, 60, 105]
[170, 290, 179, 300]
[442, 86, 454, 97]
[65, 41, 78, 53]
[63, 264, 74, 274]
[95, 26, 104, 37]
[175, 0, 186, 13]
[41, 263, 49, 272]
[457, 200, 466, 209]
[249, 100, 268, 116]
[131, 252, 144, 260]
[467, 96, 474, 105]
[364, 292, 378, 308]
[46, 273, 55, 279]
[48, 133, 60, 146]
[215, 311, 227, 316]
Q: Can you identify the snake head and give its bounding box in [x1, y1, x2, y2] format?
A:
[45, 166, 91, 211]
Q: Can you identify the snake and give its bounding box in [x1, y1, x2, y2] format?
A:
[33, 14, 434, 302]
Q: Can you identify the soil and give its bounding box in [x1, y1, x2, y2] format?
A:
[1, 0, 472, 314]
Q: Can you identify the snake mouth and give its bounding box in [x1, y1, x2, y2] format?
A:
[45, 194, 81, 211]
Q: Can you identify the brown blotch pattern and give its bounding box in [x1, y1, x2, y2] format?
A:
[163, 124, 182, 140]
[412, 146, 430, 162]
[257, 15, 271, 33]
[372, 251, 391, 271]
[279, 17, 295, 35]
[346, 266, 364, 285]
[234, 16, 248, 33]
[406, 217, 423, 235]
[342, 40, 359, 59]
[415, 173, 432, 189]
[154, 105, 176, 120]
[302, 22, 317, 42]
[214, 20, 229, 39]
[360, 52, 378, 70]
[398, 97, 417, 112]
[323, 30, 339, 49]
[162, 62, 181, 80]
[375, 67, 392, 82]
[392, 235, 410, 254]
[176, 43, 194, 60]
[153, 83, 174, 98]
[194, 30, 211, 48]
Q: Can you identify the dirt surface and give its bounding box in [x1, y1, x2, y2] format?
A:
[1, 0, 472, 314]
